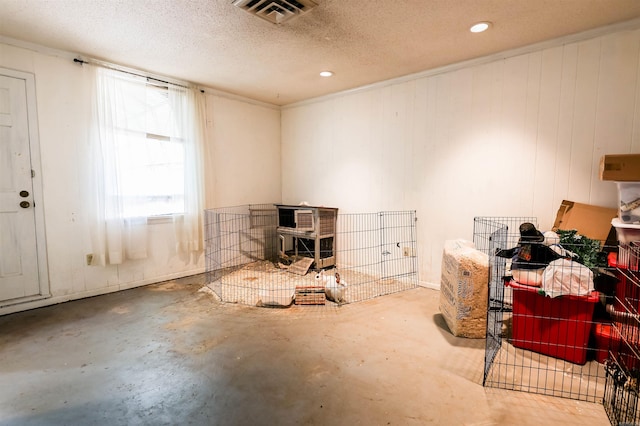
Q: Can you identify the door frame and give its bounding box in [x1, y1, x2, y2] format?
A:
[1, 67, 50, 306]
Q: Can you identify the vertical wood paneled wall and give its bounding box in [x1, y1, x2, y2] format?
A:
[282, 27, 640, 286]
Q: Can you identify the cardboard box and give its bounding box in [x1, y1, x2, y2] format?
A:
[552, 200, 618, 242]
[600, 154, 640, 181]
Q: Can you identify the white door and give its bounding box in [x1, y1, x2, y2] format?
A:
[0, 70, 48, 304]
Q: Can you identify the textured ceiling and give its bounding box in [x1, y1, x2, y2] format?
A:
[1, 0, 640, 106]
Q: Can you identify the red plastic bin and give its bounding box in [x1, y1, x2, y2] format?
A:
[506, 279, 599, 365]
[593, 322, 621, 364]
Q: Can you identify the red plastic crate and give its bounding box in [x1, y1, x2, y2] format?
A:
[506, 280, 599, 364]
[593, 322, 622, 364]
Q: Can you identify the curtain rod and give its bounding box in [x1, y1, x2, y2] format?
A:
[73, 58, 202, 92]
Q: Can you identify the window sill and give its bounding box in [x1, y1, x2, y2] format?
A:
[148, 214, 182, 225]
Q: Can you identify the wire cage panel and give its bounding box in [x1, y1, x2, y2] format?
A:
[604, 321, 640, 425]
[604, 244, 640, 425]
[473, 216, 621, 405]
[473, 217, 536, 383]
[205, 205, 418, 306]
[604, 358, 640, 426]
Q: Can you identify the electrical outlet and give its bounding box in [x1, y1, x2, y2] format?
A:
[86, 254, 93, 265]
[403, 247, 415, 257]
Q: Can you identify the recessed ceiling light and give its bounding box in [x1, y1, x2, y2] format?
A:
[320, 71, 334, 77]
[470, 22, 491, 33]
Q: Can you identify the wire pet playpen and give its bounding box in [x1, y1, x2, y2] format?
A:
[473, 216, 620, 405]
[205, 204, 419, 307]
[603, 242, 640, 425]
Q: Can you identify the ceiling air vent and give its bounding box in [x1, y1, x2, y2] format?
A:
[232, 0, 318, 25]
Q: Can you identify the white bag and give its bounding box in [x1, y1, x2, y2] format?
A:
[541, 258, 594, 298]
[512, 268, 544, 287]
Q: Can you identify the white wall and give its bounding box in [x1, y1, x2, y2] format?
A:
[206, 96, 281, 208]
[0, 42, 281, 315]
[281, 26, 640, 287]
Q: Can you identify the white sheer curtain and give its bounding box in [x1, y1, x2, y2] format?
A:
[88, 65, 206, 265]
[170, 85, 206, 261]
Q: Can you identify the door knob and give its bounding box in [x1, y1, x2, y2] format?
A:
[20, 190, 29, 197]
[20, 201, 30, 208]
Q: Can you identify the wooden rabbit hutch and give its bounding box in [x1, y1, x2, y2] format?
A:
[275, 204, 338, 270]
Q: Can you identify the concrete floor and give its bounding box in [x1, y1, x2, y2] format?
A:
[0, 275, 610, 425]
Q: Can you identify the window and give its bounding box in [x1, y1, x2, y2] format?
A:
[102, 73, 186, 217]
[90, 66, 206, 264]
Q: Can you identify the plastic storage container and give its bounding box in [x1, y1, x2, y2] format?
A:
[617, 181, 640, 223]
[593, 322, 621, 364]
[506, 280, 599, 364]
[612, 218, 640, 244]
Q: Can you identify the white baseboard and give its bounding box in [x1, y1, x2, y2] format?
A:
[0, 267, 205, 316]
[418, 280, 440, 290]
